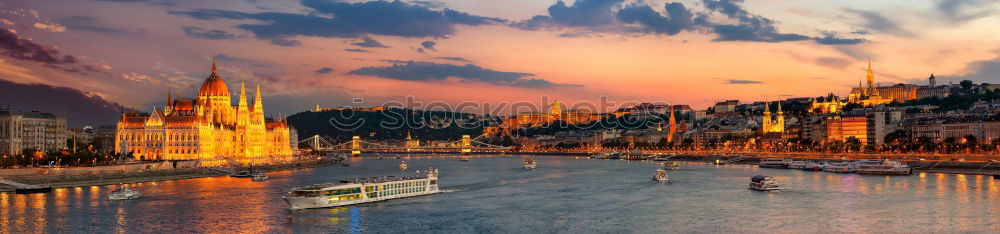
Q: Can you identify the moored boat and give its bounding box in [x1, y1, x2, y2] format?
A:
[788, 160, 810, 169]
[230, 170, 252, 178]
[759, 158, 792, 168]
[822, 162, 855, 173]
[283, 168, 440, 210]
[652, 169, 669, 182]
[801, 162, 827, 171]
[749, 175, 780, 191]
[855, 160, 911, 175]
[14, 185, 53, 194]
[524, 159, 537, 169]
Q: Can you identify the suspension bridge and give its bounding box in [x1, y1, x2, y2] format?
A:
[298, 134, 513, 156]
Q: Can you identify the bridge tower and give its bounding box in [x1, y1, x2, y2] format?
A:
[461, 135, 472, 155]
[311, 135, 321, 150]
[351, 136, 362, 157]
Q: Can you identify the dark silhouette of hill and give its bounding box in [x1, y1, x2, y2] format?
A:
[0, 79, 123, 127]
[287, 108, 488, 143]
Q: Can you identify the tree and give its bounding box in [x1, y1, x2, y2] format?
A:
[960, 80, 973, 92]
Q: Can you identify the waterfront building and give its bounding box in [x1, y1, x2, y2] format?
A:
[825, 115, 869, 144]
[115, 60, 293, 165]
[865, 108, 903, 145]
[0, 109, 67, 155]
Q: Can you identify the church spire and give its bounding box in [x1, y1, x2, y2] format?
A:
[253, 82, 264, 113]
[238, 81, 248, 109]
[211, 56, 217, 74]
[776, 100, 783, 115]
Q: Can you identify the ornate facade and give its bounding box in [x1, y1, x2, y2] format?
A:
[848, 61, 912, 106]
[115, 60, 293, 165]
[761, 101, 784, 133]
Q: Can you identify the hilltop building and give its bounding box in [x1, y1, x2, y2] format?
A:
[115, 59, 293, 165]
[848, 61, 916, 106]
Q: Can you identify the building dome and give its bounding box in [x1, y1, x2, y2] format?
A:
[198, 61, 229, 97]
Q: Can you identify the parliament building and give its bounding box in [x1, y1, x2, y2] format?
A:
[115, 60, 293, 165]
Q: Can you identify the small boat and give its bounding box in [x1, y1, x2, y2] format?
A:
[524, 159, 537, 169]
[230, 170, 252, 178]
[459, 157, 469, 162]
[661, 161, 680, 170]
[713, 159, 726, 165]
[340, 162, 351, 167]
[823, 162, 856, 173]
[801, 162, 827, 171]
[399, 161, 408, 170]
[377, 155, 383, 160]
[14, 185, 53, 194]
[749, 175, 780, 191]
[652, 169, 669, 182]
[108, 186, 142, 200]
[855, 160, 911, 175]
[251, 171, 270, 181]
[788, 161, 810, 169]
[759, 158, 793, 168]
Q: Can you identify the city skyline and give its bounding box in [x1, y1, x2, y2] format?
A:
[1, 0, 999, 123]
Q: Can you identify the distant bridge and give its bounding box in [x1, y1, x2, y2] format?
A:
[298, 134, 512, 156]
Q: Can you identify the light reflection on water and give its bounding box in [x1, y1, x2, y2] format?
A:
[0, 156, 997, 233]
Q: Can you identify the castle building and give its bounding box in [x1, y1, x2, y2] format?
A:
[761, 101, 784, 133]
[848, 61, 914, 106]
[115, 60, 293, 165]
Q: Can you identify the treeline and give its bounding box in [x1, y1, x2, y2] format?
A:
[287, 108, 488, 143]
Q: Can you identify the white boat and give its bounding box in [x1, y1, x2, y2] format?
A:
[661, 161, 679, 170]
[284, 168, 441, 210]
[801, 162, 827, 171]
[652, 169, 669, 182]
[108, 186, 142, 200]
[822, 162, 856, 173]
[788, 160, 810, 169]
[759, 158, 793, 168]
[749, 175, 780, 191]
[524, 159, 537, 169]
[855, 160, 912, 175]
[399, 161, 408, 170]
[251, 171, 269, 181]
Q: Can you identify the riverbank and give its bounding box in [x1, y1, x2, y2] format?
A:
[0, 159, 337, 192]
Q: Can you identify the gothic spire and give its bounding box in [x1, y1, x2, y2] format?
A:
[253, 82, 264, 113]
[211, 56, 217, 74]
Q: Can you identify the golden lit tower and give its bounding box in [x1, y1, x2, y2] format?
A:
[866, 59, 875, 95]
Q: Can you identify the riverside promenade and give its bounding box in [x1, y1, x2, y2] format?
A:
[0, 158, 336, 192]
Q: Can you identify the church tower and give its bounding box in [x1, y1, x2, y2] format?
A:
[774, 101, 784, 133]
[866, 59, 875, 95]
[761, 100, 772, 132]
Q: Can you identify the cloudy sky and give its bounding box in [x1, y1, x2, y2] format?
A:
[1, 0, 999, 123]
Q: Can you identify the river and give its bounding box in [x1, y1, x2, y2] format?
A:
[1, 155, 998, 233]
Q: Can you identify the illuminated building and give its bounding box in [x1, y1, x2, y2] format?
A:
[0, 109, 67, 155]
[115, 60, 292, 165]
[761, 101, 784, 133]
[848, 60, 913, 106]
[810, 95, 846, 114]
[713, 100, 739, 113]
[825, 115, 868, 144]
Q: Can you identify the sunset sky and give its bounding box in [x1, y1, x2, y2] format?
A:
[2, 0, 999, 118]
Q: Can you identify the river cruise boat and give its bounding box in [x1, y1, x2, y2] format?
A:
[788, 161, 810, 169]
[399, 161, 408, 170]
[759, 158, 793, 168]
[652, 169, 669, 182]
[822, 162, 856, 173]
[661, 161, 680, 170]
[284, 168, 440, 210]
[524, 159, 537, 169]
[108, 186, 142, 200]
[749, 175, 780, 191]
[855, 160, 912, 175]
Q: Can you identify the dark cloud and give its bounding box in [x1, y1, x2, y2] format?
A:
[0, 79, 124, 127]
[421, 41, 436, 51]
[94, 0, 178, 6]
[436, 56, 472, 63]
[345, 48, 373, 53]
[936, 0, 996, 23]
[615, 3, 695, 35]
[182, 26, 237, 40]
[352, 36, 390, 48]
[170, 0, 505, 46]
[724, 79, 763, 84]
[513, 0, 624, 30]
[944, 55, 1000, 83]
[57, 16, 124, 34]
[348, 61, 578, 88]
[514, 0, 863, 45]
[0, 28, 75, 64]
[843, 8, 914, 37]
[702, 0, 864, 44]
[314, 67, 334, 74]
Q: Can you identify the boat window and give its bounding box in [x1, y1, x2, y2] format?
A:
[430, 180, 437, 185]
